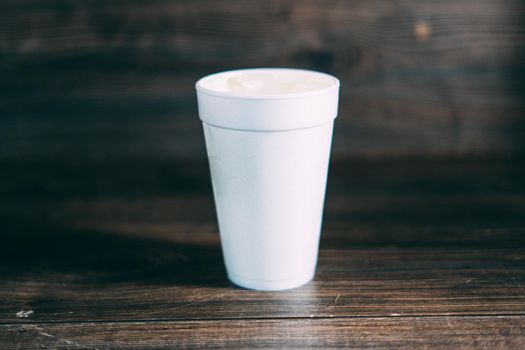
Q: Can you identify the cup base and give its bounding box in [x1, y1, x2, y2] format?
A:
[227, 271, 315, 291]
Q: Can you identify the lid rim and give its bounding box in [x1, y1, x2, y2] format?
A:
[195, 68, 340, 100]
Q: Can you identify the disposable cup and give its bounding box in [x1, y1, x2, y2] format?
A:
[196, 68, 339, 290]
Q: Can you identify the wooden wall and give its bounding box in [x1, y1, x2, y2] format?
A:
[1, 0, 524, 161]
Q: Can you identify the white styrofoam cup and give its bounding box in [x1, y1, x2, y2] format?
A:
[196, 68, 339, 290]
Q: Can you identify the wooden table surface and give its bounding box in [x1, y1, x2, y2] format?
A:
[1, 157, 525, 349]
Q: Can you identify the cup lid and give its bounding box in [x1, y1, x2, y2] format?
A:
[196, 68, 340, 131]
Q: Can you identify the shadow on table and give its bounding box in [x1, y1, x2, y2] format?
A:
[0, 218, 229, 288]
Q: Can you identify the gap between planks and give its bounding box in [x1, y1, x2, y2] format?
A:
[3, 313, 525, 327]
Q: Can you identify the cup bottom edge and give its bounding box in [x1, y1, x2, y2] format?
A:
[227, 271, 315, 291]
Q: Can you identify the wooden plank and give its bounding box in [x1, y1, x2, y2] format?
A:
[1, 248, 524, 323]
[1, 158, 523, 325]
[1, 158, 524, 248]
[2, 194, 525, 248]
[3, 1, 522, 67]
[2, 316, 525, 349]
[1, 157, 523, 198]
[1, 0, 524, 159]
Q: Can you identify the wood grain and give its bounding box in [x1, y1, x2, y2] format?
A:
[3, 317, 525, 349]
[1, 157, 524, 347]
[1, 0, 524, 160]
[1, 247, 525, 323]
[1, 157, 524, 247]
[1, 159, 524, 325]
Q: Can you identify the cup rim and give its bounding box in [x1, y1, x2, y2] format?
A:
[195, 67, 340, 100]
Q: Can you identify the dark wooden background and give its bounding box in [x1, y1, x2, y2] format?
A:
[2, 1, 525, 348]
[1, 0, 524, 162]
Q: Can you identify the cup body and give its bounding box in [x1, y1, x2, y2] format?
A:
[196, 68, 339, 290]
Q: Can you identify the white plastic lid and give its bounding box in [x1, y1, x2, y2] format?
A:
[196, 68, 340, 131]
